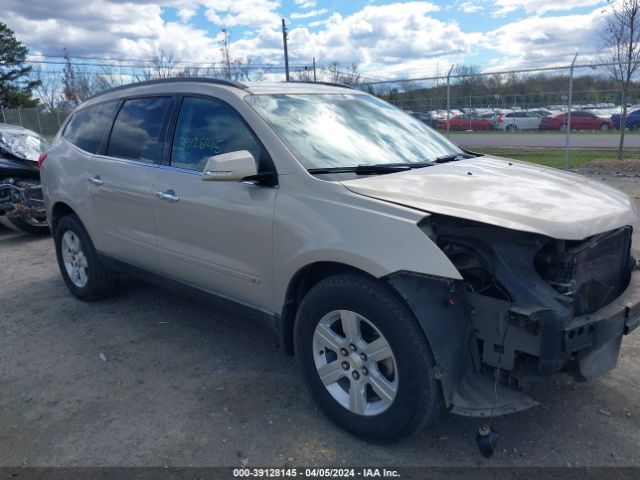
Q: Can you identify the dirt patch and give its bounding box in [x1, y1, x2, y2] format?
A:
[576, 158, 640, 176]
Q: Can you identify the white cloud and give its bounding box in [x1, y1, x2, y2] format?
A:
[459, 2, 484, 14]
[493, 0, 603, 16]
[294, 0, 316, 8]
[291, 8, 328, 20]
[228, 2, 478, 80]
[482, 8, 607, 68]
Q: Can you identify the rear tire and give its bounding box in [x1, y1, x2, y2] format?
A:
[54, 213, 117, 300]
[600, 123, 610, 131]
[294, 273, 442, 442]
[506, 124, 517, 132]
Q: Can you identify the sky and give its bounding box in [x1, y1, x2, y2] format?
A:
[3, 0, 613, 81]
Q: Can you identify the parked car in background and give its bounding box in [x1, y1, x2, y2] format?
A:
[0, 124, 49, 234]
[539, 111, 615, 131]
[437, 114, 493, 131]
[492, 111, 543, 131]
[409, 111, 438, 128]
[611, 109, 640, 130]
[528, 109, 554, 117]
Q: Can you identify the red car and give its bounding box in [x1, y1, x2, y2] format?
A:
[436, 114, 493, 131]
[539, 111, 614, 131]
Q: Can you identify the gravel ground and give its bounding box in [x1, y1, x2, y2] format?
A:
[0, 174, 639, 468]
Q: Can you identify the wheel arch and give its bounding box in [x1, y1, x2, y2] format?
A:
[279, 261, 378, 356]
[50, 201, 78, 233]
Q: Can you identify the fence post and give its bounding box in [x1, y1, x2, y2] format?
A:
[0, 105, 5, 124]
[56, 109, 62, 129]
[446, 65, 454, 136]
[564, 53, 578, 169]
[17, 107, 23, 127]
[36, 108, 43, 135]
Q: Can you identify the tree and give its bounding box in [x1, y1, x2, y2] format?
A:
[139, 49, 176, 80]
[0, 22, 39, 107]
[320, 62, 361, 86]
[602, 0, 640, 159]
[32, 65, 62, 109]
[62, 49, 113, 105]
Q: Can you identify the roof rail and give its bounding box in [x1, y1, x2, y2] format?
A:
[88, 77, 248, 100]
[288, 80, 355, 90]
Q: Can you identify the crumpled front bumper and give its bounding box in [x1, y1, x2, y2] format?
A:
[563, 269, 640, 380]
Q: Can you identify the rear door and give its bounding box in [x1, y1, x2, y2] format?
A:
[88, 96, 174, 269]
[524, 112, 541, 130]
[152, 95, 277, 311]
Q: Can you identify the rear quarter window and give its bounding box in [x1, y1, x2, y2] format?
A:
[63, 101, 118, 154]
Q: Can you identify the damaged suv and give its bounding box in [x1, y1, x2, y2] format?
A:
[41, 79, 640, 441]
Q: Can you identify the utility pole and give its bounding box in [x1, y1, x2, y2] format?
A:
[313, 57, 316, 82]
[281, 18, 290, 82]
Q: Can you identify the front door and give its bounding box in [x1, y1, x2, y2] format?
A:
[152, 96, 277, 311]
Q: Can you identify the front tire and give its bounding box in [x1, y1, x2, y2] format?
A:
[54, 214, 117, 300]
[294, 273, 442, 442]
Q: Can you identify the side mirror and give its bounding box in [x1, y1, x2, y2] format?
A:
[201, 150, 257, 181]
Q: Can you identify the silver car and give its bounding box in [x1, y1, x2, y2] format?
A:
[492, 111, 543, 131]
[41, 79, 640, 441]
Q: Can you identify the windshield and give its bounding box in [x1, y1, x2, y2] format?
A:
[245, 93, 463, 169]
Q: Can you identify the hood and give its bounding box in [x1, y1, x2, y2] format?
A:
[0, 124, 47, 163]
[341, 156, 639, 240]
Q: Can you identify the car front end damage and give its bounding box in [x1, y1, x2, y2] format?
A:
[388, 215, 639, 418]
[0, 125, 48, 232]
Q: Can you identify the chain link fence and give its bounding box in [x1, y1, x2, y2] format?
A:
[2, 60, 639, 162]
[1, 105, 71, 139]
[359, 61, 640, 141]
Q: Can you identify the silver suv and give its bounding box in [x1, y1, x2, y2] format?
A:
[41, 78, 640, 441]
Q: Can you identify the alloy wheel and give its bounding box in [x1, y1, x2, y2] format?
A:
[312, 309, 398, 416]
[61, 230, 89, 288]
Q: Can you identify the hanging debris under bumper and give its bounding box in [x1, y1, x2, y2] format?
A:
[0, 178, 46, 222]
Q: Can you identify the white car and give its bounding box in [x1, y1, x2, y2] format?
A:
[492, 111, 544, 131]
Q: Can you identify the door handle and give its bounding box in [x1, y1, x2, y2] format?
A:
[156, 190, 180, 202]
[88, 175, 103, 186]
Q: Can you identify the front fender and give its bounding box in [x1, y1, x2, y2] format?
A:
[272, 179, 462, 310]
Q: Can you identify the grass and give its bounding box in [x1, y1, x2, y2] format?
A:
[473, 147, 640, 169]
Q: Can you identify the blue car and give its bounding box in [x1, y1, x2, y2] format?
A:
[611, 109, 640, 130]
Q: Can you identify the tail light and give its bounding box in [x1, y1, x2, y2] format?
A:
[38, 152, 48, 168]
[498, 115, 503, 124]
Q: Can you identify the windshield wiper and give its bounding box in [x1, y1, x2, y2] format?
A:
[434, 153, 477, 164]
[308, 162, 434, 175]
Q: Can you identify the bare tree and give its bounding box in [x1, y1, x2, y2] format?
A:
[32, 65, 62, 109]
[320, 62, 361, 86]
[602, 0, 640, 159]
[219, 27, 233, 80]
[62, 49, 91, 105]
[61, 49, 116, 106]
[138, 49, 176, 81]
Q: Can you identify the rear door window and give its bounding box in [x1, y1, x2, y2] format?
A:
[63, 101, 118, 154]
[107, 96, 172, 163]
